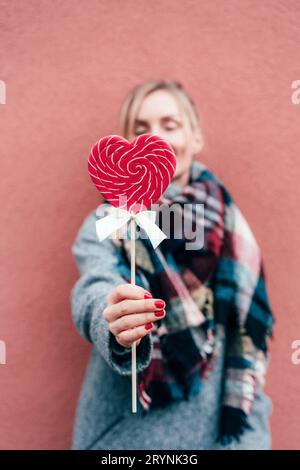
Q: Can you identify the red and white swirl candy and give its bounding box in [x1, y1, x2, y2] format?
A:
[87, 133, 176, 213]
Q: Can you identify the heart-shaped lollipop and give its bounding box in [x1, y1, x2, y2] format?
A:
[87, 133, 176, 213]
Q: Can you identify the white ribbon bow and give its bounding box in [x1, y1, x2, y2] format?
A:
[95, 206, 166, 249]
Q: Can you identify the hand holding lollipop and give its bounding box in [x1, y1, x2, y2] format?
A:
[87, 133, 176, 412]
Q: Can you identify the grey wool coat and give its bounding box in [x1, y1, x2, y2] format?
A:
[70, 208, 273, 450]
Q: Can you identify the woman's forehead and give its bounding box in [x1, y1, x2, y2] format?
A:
[136, 90, 182, 122]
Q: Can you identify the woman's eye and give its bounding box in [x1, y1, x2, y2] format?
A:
[134, 129, 146, 135]
[164, 121, 181, 131]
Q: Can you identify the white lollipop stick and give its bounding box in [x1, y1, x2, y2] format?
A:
[130, 217, 137, 413]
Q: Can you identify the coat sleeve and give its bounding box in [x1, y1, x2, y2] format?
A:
[70, 208, 153, 376]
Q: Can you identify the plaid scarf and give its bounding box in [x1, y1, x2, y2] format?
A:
[110, 160, 275, 444]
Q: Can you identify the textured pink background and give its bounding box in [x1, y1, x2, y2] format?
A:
[0, 0, 299, 450]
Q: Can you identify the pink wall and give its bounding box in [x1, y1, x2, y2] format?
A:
[1, 0, 299, 450]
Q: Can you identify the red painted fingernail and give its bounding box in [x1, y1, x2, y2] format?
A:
[155, 300, 165, 308]
[144, 293, 153, 299]
[145, 323, 153, 330]
[155, 310, 165, 317]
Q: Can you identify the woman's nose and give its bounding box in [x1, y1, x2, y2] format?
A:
[150, 127, 170, 143]
[150, 126, 162, 137]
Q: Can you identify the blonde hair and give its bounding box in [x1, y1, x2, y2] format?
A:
[119, 80, 204, 151]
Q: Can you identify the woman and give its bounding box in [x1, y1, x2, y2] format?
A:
[70, 80, 274, 450]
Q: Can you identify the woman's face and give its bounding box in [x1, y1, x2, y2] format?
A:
[130, 90, 202, 187]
